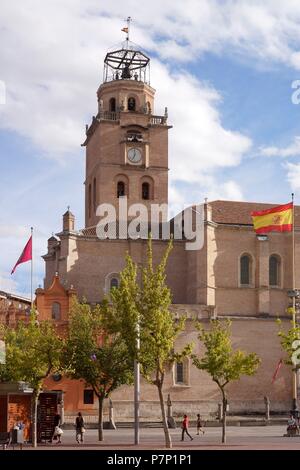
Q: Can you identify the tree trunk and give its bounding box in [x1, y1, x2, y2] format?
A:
[31, 390, 39, 448]
[157, 384, 172, 449]
[98, 396, 104, 441]
[221, 389, 227, 444]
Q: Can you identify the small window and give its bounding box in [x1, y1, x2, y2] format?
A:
[128, 97, 136, 111]
[52, 373, 62, 382]
[110, 278, 119, 290]
[52, 302, 61, 321]
[240, 255, 251, 286]
[269, 255, 280, 287]
[175, 362, 184, 384]
[83, 389, 94, 405]
[109, 97, 116, 112]
[142, 182, 150, 200]
[117, 181, 125, 198]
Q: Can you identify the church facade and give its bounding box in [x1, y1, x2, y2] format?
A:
[39, 43, 299, 421]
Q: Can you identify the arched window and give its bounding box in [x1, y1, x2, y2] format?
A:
[93, 178, 96, 211]
[110, 278, 119, 290]
[240, 255, 252, 286]
[88, 184, 92, 218]
[52, 302, 61, 321]
[142, 182, 150, 200]
[174, 358, 189, 385]
[269, 255, 280, 287]
[175, 362, 184, 384]
[128, 97, 136, 111]
[109, 97, 116, 112]
[117, 181, 125, 198]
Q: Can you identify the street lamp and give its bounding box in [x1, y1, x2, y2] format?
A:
[287, 289, 300, 413]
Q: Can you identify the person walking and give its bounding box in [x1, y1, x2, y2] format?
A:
[196, 413, 205, 435]
[181, 414, 193, 441]
[75, 412, 85, 443]
[49, 412, 61, 444]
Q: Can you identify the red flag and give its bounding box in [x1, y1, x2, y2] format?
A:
[271, 358, 283, 384]
[11, 236, 32, 274]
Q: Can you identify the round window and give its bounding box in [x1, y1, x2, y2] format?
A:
[52, 373, 62, 382]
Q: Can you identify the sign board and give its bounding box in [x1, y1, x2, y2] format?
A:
[288, 290, 300, 298]
[0, 340, 6, 364]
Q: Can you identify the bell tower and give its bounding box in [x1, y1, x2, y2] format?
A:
[82, 39, 171, 228]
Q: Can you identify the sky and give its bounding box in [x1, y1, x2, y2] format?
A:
[1, 0, 300, 297]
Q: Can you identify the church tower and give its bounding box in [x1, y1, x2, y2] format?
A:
[82, 40, 171, 228]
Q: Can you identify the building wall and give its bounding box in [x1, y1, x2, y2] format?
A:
[45, 237, 187, 304]
[40, 313, 293, 420]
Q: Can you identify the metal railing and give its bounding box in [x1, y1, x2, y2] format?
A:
[150, 115, 167, 125]
[99, 111, 120, 121]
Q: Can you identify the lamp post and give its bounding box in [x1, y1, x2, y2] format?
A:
[288, 289, 299, 412]
[134, 321, 140, 445]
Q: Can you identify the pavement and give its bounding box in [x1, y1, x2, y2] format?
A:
[8, 425, 300, 450]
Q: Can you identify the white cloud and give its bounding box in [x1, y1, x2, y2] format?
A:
[3, 0, 298, 295]
[93, 0, 300, 69]
[152, 63, 252, 184]
[0, 1, 252, 186]
[0, 273, 18, 294]
[286, 162, 300, 190]
[168, 178, 244, 219]
[260, 137, 300, 157]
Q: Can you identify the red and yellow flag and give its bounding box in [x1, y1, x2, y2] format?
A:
[251, 202, 293, 234]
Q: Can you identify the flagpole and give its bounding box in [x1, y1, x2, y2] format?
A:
[292, 193, 298, 411]
[31, 227, 33, 309]
[127, 16, 131, 47]
[134, 319, 140, 445]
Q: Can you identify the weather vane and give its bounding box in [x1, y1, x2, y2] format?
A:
[121, 16, 132, 44]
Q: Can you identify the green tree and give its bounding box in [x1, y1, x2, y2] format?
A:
[277, 319, 300, 367]
[103, 239, 192, 449]
[64, 299, 134, 441]
[2, 312, 63, 447]
[192, 319, 260, 443]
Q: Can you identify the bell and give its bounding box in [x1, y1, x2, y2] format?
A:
[121, 66, 131, 79]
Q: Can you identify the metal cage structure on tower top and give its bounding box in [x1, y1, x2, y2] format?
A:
[103, 43, 150, 85]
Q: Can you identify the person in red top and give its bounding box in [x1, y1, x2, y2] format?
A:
[181, 414, 193, 441]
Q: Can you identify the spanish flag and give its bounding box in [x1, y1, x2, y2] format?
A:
[251, 202, 293, 234]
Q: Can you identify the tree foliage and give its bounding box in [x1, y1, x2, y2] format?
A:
[277, 319, 300, 367]
[0, 311, 63, 447]
[103, 238, 193, 449]
[64, 299, 134, 441]
[192, 319, 260, 443]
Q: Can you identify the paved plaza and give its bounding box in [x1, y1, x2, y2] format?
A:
[8, 425, 300, 451]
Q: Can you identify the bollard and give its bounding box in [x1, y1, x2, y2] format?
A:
[104, 398, 117, 429]
[108, 398, 117, 429]
[218, 403, 223, 421]
[264, 396, 270, 421]
[167, 394, 176, 429]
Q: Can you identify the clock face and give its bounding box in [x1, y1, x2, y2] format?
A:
[127, 147, 142, 164]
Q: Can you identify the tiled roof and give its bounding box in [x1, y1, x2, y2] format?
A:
[80, 200, 300, 234]
[80, 226, 98, 237]
[209, 200, 300, 227]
